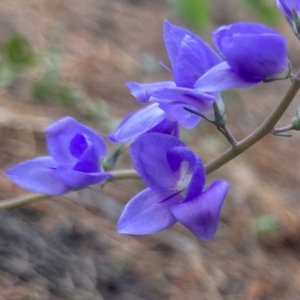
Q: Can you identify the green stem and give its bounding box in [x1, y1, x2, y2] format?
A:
[205, 75, 300, 175]
[0, 169, 139, 210]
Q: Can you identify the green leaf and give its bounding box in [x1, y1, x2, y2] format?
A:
[170, 0, 211, 32]
[3, 34, 35, 67]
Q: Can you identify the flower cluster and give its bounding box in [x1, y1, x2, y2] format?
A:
[109, 20, 289, 145]
[5, 3, 296, 241]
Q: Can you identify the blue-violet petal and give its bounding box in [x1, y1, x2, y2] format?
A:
[117, 188, 181, 234]
[6, 156, 70, 195]
[46, 116, 107, 167]
[130, 133, 185, 191]
[170, 179, 229, 240]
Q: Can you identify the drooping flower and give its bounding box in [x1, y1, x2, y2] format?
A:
[277, 0, 300, 39]
[110, 20, 225, 142]
[117, 133, 229, 240]
[6, 116, 112, 195]
[195, 22, 289, 92]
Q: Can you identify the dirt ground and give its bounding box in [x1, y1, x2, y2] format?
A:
[0, 0, 300, 299]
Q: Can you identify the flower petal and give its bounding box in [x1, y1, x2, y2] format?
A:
[54, 166, 112, 189]
[170, 179, 229, 240]
[159, 103, 201, 129]
[153, 87, 224, 122]
[195, 62, 260, 92]
[46, 116, 107, 167]
[185, 157, 206, 201]
[6, 157, 70, 195]
[117, 188, 181, 235]
[153, 86, 215, 105]
[213, 23, 288, 81]
[163, 20, 196, 71]
[130, 133, 185, 191]
[166, 147, 205, 198]
[125, 81, 175, 103]
[166, 146, 197, 174]
[108, 104, 167, 143]
[174, 35, 221, 88]
[73, 146, 100, 173]
[150, 118, 180, 137]
[277, 0, 300, 20]
[213, 23, 279, 54]
[70, 133, 89, 159]
[153, 86, 218, 120]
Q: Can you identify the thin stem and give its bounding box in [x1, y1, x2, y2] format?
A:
[0, 169, 139, 210]
[272, 124, 294, 134]
[0, 193, 53, 210]
[205, 74, 300, 175]
[222, 124, 238, 146]
[107, 169, 139, 180]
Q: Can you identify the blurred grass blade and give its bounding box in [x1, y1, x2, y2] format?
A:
[170, 0, 211, 32]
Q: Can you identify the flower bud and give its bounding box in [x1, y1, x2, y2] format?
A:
[277, 1, 300, 39]
[102, 145, 127, 171]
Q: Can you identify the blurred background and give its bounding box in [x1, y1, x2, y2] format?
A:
[0, 0, 300, 299]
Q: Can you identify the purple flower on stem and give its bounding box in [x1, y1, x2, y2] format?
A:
[113, 20, 224, 140]
[277, 0, 300, 39]
[195, 22, 289, 92]
[6, 117, 112, 195]
[117, 133, 229, 240]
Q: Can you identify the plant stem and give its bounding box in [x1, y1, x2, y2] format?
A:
[107, 169, 139, 180]
[0, 169, 139, 210]
[0, 193, 53, 210]
[272, 124, 294, 134]
[205, 75, 300, 175]
[222, 124, 238, 146]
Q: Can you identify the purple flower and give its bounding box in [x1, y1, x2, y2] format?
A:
[123, 20, 224, 130]
[117, 133, 229, 240]
[108, 103, 179, 143]
[195, 22, 289, 92]
[277, 0, 300, 39]
[6, 117, 112, 195]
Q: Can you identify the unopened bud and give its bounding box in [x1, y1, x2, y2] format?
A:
[101, 144, 127, 171]
[291, 104, 300, 131]
[292, 8, 300, 40]
[213, 101, 226, 127]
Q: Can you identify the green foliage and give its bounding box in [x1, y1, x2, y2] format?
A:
[33, 48, 79, 107]
[3, 34, 35, 67]
[33, 79, 79, 107]
[169, 0, 280, 32]
[0, 34, 36, 86]
[244, 0, 280, 26]
[169, 0, 211, 32]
